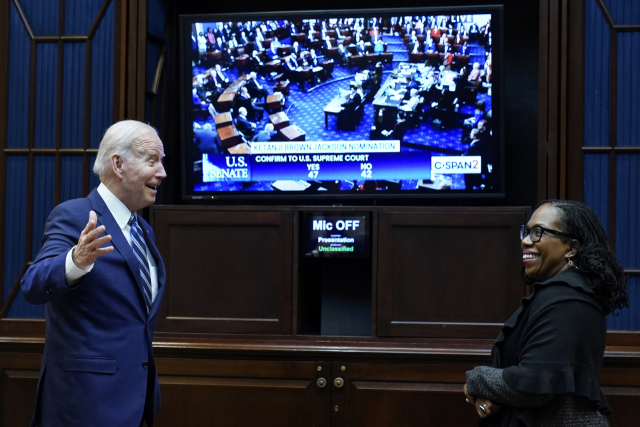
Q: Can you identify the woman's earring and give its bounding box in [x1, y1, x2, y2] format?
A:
[567, 258, 574, 267]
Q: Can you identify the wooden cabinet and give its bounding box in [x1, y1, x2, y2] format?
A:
[149, 352, 640, 427]
[153, 209, 293, 335]
[153, 357, 479, 427]
[330, 360, 478, 427]
[154, 358, 330, 427]
[3, 347, 640, 427]
[0, 352, 41, 427]
[3, 206, 639, 426]
[376, 210, 524, 339]
[149, 206, 530, 340]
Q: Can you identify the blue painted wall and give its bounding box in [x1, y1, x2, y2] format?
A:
[4, 0, 114, 318]
[585, 0, 640, 330]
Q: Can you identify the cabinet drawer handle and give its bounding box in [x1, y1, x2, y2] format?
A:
[317, 377, 327, 388]
[334, 377, 344, 388]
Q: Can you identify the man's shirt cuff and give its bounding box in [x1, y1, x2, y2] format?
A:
[65, 246, 94, 285]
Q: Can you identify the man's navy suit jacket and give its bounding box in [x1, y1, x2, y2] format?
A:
[20, 188, 166, 427]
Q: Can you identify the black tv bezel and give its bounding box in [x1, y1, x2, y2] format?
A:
[179, 6, 505, 202]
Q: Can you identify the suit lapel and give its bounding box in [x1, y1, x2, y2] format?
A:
[87, 190, 149, 315]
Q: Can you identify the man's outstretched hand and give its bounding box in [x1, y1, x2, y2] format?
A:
[72, 211, 114, 270]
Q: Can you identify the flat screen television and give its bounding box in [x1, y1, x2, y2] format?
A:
[179, 6, 503, 201]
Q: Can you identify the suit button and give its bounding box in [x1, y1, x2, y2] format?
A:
[142, 362, 148, 369]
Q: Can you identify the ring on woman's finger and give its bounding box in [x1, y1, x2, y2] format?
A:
[465, 398, 470, 403]
[479, 404, 487, 413]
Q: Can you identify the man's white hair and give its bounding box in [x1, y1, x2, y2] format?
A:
[93, 120, 158, 179]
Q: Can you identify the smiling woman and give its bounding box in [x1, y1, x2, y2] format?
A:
[519, 204, 579, 284]
[520, 200, 628, 315]
[463, 200, 628, 427]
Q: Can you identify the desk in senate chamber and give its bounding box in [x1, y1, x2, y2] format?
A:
[371, 62, 462, 113]
[323, 96, 345, 128]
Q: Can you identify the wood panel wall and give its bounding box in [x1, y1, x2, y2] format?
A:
[154, 209, 294, 335]
[377, 210, 524, 339]
[2, 344, 640, 426]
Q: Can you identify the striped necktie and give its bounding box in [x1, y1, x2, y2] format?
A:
[129, 214, 152, 313]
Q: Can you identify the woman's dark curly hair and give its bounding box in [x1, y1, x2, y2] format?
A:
[521, 199, 628, 315]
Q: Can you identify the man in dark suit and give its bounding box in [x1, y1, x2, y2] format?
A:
[345, 84, 362, 108]
[284, 54, 303, 88]
[338, 85, 362, 130]
[246, 72, 269, 101]
[267, 43, 279, 60]
[304, 49, 325, 84]
[306, 28, 315, 47]
[469, 23, 480, 42]
[427, 87, 458, 128]
[235, 86, 265, 121]
[228, 35, 238, 49]
[338, 44, 351, 66]
[236, 107, 257, 139]
[458, 41, 470, 55]
[250, 51, 266, 77]
[324, 36, 333, 51]
[291, 41, 303, 56]
[193, 76, 209, 99]
[463, 128, 496, 190]
[356, 40, 367, 56]
[214, 36, 225, 51]
[20, 120, 167, 427]
[194, 122, 222, 154]
[239, 31, 251, 46]
[475, 119, 490, 142]
[222, 47, 235, 68]
[384, 110, 410, 143]
[285, 53, 300, 71]
[222, 23, 232, 40]
[213, 26, 223, 41]
[194, 75, 217, 104]
[213, 64, 230, 88]
[252, 123, 276, 142]
[203, 72, 224, 94]
[253, 38, 265, 52]
[306, 49, 320, 67]
[254, 27, 264, 43]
